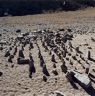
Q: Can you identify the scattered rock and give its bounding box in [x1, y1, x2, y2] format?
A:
[16, 29, 21, 33]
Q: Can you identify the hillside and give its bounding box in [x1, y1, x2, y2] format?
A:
[0, 0, 95, 16]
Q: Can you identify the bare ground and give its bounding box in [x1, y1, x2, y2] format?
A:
[0, 8, 95, 96]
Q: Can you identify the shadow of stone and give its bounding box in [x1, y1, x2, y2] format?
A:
[40, 56, 45, 67]
[66, 72, 78, 89]
[69, 81, 79, 89]
[76, 79, 95, 96]
[29, 60, 36, 73]
[29, 59, 36, 78]
[89, 58, 95, 62]
[81, 85, 95, 96]
[42, 65, 50, 76]
[89, 73, 95, 79]
[89, 77, 95, 84]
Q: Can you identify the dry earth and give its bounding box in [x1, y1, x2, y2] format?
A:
[0, 8, 95, 96]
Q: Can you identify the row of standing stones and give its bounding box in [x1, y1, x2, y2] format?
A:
[1, 28, 95, 95]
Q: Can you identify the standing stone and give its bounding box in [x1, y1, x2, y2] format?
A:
[43, 75, 47, 82]
[61, 64, 67, 73]
[4, 50, 10, 57]
[8, 55, 14, 63]
[18, 50, 25, 58]
[51, 54, 57, 63]
[88, 51, 91, 60]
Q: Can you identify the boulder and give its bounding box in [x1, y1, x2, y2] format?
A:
[75, 73, 91, 88]
[17, 57, 29, 64]
[66, 70, 91, 88]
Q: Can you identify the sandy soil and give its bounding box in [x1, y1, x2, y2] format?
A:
[0, 8, 95, 96]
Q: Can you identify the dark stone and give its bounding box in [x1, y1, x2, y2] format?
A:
[52, 70, 58, 76]
[88, 51, 91, 60]
[29, 42, 34, 50]
[76, 47, 83, 54]
[18, 50, 25, 58]
[29, 60, 36, 73]
[53, 63, 56, 68]
[58, 28, 65, 31]
[0, 47, 3, 50]
[72, 56, 77, 60]
[17, 57, 29, 64]
[4, 50, 10, 57]
[16, 29, 21, 33]
[66, 57, 69, 61]
[70, 60, 73, 65]
[0, 71, 3, 76]
[51, 54, 57, 63]
[67, 28, 72, 32]
[43, 75, 47, 82]
[8, 55, 14, 63]
[61, 64, 67, 73]
[11, 65, 14, 68]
